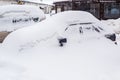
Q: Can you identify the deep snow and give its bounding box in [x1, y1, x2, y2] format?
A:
[0, 11, 120, 80]
[1, 38, 120, 80]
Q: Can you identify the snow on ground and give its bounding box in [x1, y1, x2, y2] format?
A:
[0, 5, 45, 31]
[0, 11, 120, 80]
[1, 37, 120, 80]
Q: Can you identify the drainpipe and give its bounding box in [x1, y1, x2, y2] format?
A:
[72, 0, 73, 10]
[99, 1, 104, 20]
[55, 5, 57, 13]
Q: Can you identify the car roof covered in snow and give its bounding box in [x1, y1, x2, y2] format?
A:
[51, 11, 100, 24]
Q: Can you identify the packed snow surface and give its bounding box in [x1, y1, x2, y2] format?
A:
[0, 5, 45, 31]
[0, 11, 120, 80]
[1, 38, 120, 80]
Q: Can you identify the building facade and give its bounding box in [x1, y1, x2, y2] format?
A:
[54, 0, 120, 19]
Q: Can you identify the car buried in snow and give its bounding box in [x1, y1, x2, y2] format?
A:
[58, 22, 117, 46]
[0, 5, 45, 31]
[51, 11, 117, 46]
[0, 5, 45, 43]
[2, 11, 117, 51]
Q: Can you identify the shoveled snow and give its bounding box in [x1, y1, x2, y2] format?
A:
[0, 5, 45, 31]
[0, 11, 120, 80]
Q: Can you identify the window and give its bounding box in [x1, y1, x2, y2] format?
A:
[104, 3, 120, 18]
[89, 4, 100, 18]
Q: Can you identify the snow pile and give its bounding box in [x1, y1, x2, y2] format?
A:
[2, 11, 115, 52]
[0, 5, 45, 31]
[102, 18, 120, 34]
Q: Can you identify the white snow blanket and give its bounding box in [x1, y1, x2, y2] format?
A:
[0, 11, 120, 80]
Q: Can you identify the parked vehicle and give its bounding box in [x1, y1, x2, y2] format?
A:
[0, 5, 45, 32]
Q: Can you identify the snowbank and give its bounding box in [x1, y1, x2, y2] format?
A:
[2, 11, 115, 52]
[0, 5, 45, 31]
[102, 18, 120, 34]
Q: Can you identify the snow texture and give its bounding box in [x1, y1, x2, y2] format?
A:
[0, 11, 120, 80]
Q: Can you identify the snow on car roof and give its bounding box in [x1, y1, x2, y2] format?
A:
[51, 11, 100, 24]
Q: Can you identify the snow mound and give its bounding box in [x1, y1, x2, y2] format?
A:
[0, 5, 45, 31]
[102, 18, 120, 34]
[2, 11, 115, 52]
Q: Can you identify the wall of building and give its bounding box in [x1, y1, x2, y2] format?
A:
[54, 0, 120, 19]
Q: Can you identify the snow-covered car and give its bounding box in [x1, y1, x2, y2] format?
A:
[50, 11, 117, 46]
[2, 11, 116, 51]
[0, 5, 45, 32]
[1, 11, 120, 80]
